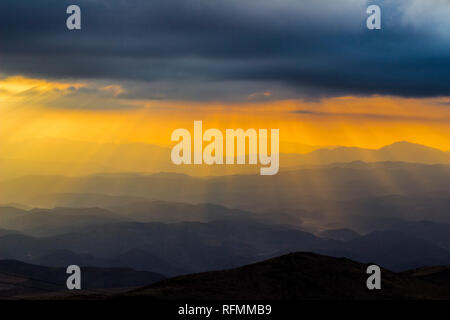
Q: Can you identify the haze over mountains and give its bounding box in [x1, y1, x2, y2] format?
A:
[1, 140, 449, 179]
[287, 141, 450, 166]
[1, 210, 450, 275]
[2, 160, 450, 231]
[1, 140, 450, 299]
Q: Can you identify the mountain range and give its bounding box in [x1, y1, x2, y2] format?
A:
[1, 140, 450, 179]
[1, 141, 450, 300]
[2, 160, 450, 231]
[0, 215, 450, 275]
[282, 141, 450, 167]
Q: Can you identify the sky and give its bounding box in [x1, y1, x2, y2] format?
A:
[1, 0, 450, 157]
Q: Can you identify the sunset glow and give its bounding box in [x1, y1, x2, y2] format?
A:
[2, 76, 450, 153]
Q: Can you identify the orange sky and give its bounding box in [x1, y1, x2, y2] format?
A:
[1, 75, 450, 152]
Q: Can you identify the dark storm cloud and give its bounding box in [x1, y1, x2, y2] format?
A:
[1, 0, 449, 101]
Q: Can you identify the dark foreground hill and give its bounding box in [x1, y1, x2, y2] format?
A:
[123, 252, 450, 300]
[0, 260, 165, 298]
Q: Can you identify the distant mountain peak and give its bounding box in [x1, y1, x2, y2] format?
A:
[380, 141, 443, 152]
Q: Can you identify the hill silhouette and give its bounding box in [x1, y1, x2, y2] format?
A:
[2, 252, 449, 300]
[125, 252, 450, 300]
[0, 260, 165, 298]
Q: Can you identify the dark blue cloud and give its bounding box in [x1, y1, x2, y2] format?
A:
[0, 0, 449, 101]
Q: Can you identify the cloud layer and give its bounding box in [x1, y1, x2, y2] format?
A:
[1, 0, 450, 102]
